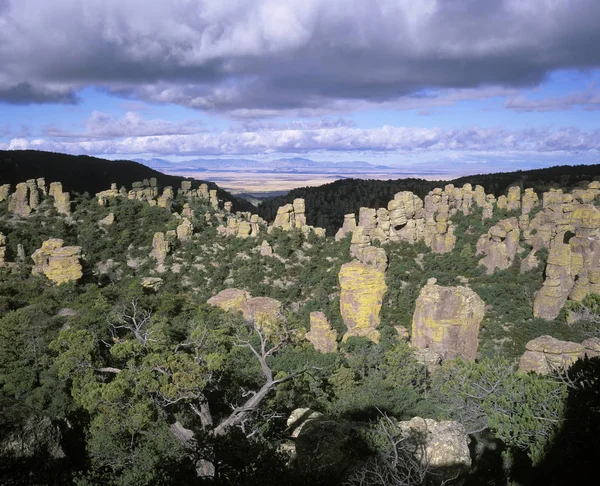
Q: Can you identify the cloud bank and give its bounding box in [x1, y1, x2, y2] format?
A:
[1, 0, 599, 114]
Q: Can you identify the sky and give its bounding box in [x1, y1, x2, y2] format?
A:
[1, 0, 599, 176]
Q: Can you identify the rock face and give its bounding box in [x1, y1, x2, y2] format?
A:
[476, 217, 520, 274]
[583, 337, 600, 358]
[49, 182, 70, 215]
[334, 214, 357, 241]
[398, 417, 471, 478]
[338, 260, 387, 343]
[306, 312, 337, 353]
[519, 335, 584, 374]
[31, 239, 83, 284]
[150, 232, 170, 266]
[141, 277, 164, 291]
[412, 278, 485, 361]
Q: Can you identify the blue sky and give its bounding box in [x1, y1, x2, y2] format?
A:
[1, 0, 599, 177]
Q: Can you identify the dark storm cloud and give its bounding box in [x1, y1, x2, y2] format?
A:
[0, 0, 599, 112]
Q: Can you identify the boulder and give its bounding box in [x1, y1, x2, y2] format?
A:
[520, 250, 540, 273]
[207, 288, 251, 312]
[583, 337, 600, 358]
[519, 335, 584, 374]
[335, 214, 357, 241]
[0, 183, 10, 201]
[260, 240, 273, 256]
[239, 296, 284, 332]
[141, 277, 164, 291]
[306, 312, 337, 353]
[412, 278, 485, 361]
[31, 239, 83, 284]
[338, 260, 387, 343]
[99, 213, 115, 226]
[398, 417, 471, 479]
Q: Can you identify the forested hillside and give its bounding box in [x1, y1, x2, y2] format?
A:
[1, 163, 600, 486]
[0, 150, 254, 212]
[258, 164, 600, 234]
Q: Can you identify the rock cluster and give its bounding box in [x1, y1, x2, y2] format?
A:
[270, 198, 326, 237]
[519, 335, 600, 375]
[48, 181, 71, 215]
[346, 185, 495, 259]
[397, 417, 471, 478]
[176, 217, 194, 241]
[338, 260, 387, 343]
[31, 238, 83, 284]
[411, 278, 485, 361]
[217, 212, 264, 238]
[476, 217, 520, 274]
[526, 187, 600, 319]
[305, 312, 337, 353]
[8, 182, 33, 216]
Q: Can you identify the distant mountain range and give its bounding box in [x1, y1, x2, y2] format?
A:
[134, 157, 393, 172]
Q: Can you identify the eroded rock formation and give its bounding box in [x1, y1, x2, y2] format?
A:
[338, 260, 387, 343]
[305, 312, 337, 353]
[519, 335, 584, 375]
[31, 239, 83, 284]
[0, 232, 6, 266]
[150, 232, 170, 267]
[270, 198, 325, 236]
[476, 217, 520, 274]
[412, 278, 485, 361]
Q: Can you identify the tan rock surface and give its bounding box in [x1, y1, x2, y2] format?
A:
[412, 278, 485, 361]
[519, 335, 584, 374]
[31, 239, 83, 284]
[207, 288, 251, 312]
[306, 312, 337, 353]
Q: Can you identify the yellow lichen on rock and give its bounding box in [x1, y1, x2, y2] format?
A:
[338, 260, 387, 343]
[306, 312, 337, 353]
[31, 238, 83, 284]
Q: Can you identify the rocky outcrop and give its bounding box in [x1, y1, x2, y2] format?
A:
[497, 186, 521, 212]
[306, 312, 337, 353]
[412, 278, 485, 361]
[270, 198, 325, 236]
[338, 260, 387, 343]
[176, 218, 194, 241]
[157, 186, 174, 210]
[8, 182, 32, 216]
[99, 213, 115, 226]
[334, 214, 357, 241]
[217, 213, 264, 238]
[207, 288, 251, 312]
[150, 232, 170, 267]
[519, 335, 584, 374]
[521, 188, 539, 215]
[583, 337, 600, 358]
[520, 250, 540, 273]
[141, 277, 164, 291]
[96, 183, 120, 205]
[398, 417, 471, 479]
[31, 239, 83, 284]
[476, 218, 520, 274]
[0, 183, 10, 201]
[260, 240, 273, 256]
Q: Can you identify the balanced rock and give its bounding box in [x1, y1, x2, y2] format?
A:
[338, 260, 387, 343]
[31, 239, 83, 284]
[306, 312, 337, 353]
[412, 278, 485, 361]
[519, 335, 584, 374]
[398, 417, 471, 479]
[476, 217, 520, 274]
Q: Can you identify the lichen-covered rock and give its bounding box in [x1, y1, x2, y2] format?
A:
[207, 288, 251, 312]
[150, 232, 169, 266]
[239, 296, 284, 332]
[533, 242, 574, 319]
[306, 312, 337, 353]
[520, 250, 540, 273]
[335, 214, 357, 241]
[519, 335, 584, 374]
[209, 189, 219, 210]
[31, 239, 83, 284]
[352, 245, 388, 271]
[157, 187, 174, 209]
[412, 278, 485, 361]
[141, 277, 164, 291]
[339, 260, 387, 343]
[583, 337, 600, 358]
[176, 218, 194, 241]
[476, 217, 520, 274]
[398, 417, 471, 478]
[521, 188, 539, 215]
[54, 191, 71, 216]
[8, 182, 31, 216]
